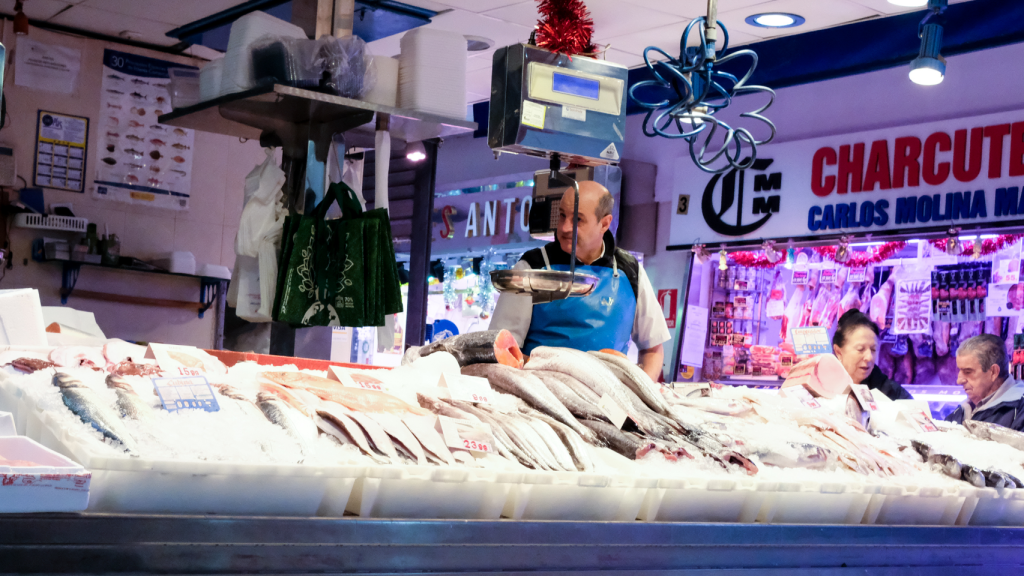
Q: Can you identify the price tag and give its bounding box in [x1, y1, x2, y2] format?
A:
[898, 408, 939, 432]
[733, 363, 748, 376]
[329, 366, 388, 391]
[734, 279, 751, 291]
[850, 384, 879, 412]
[791, 270, 809, 285]
[440, 373, 493, 404]
[734, 295, 749, 307]
[790, 327, 831, 355]
[819, 269, 837, 285]
[152, 375, 220, 413]
[731, 333, 745, 345]
[711, 334, 728, 346]
[848, 266, 867, 283]
[779, 385, 821, 409]
[765, 299, 785, 317]
[147, 343, 212, 374]
[712, 302, 726, 317]
[598, 394, 629, 429]
[779, 352, 796, 367]
[437, 415, 495, 454]
[751, 365, 763, 377]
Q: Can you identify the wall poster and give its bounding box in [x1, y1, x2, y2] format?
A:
[34, 110, 88, 192]
[93, 49, 196, 210]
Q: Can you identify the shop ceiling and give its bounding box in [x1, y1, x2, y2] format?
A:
[0, 0, 988, 103]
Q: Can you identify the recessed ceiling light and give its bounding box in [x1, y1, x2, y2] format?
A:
[746, 13, 806, 28]
[888, 0, 928, 6]
[465, 35, 494, 52]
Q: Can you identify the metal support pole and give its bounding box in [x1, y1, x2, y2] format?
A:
[406, 139, 438, 348]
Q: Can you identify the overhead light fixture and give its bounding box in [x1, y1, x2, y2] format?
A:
[909, 0, 947, 86]
[745, 13, 805, 28]
[13, 0, 29, 35]
[406, 140, 426, 162]
[888, 0, 928, 6]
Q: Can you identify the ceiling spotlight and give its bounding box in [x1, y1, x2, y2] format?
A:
[746, 13, 805, 28]
[406, 140, 426, 162]
[909, 0, 947, 86]
[888, 0, 928, 6]
[465, 35, 494, 52]
[13, 0, 29, 35]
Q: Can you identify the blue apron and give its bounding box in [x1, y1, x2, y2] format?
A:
[523, 246, 637, 355]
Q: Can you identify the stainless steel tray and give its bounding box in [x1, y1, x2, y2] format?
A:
[490, 269, 599, 303]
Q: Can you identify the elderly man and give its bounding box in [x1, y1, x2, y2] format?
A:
[945, 334, 1024, 431]
[490, 180, 670, 380]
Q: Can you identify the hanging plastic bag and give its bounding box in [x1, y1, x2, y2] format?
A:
[233, 148, 287, 323]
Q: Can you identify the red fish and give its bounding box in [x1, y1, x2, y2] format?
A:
[150, 138, 166, 146]
[172, 156, 186, 164]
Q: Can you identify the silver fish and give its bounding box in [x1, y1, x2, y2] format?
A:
[54, 371, 138, 453]
[545, 370, 603, 405]
[462, 363, 594, 442]
[582, 419, 644, 460]
[417, 392, 481, 422]
[345, 410, 400, 462]
[530, 412, 596, 472]
[589, 351, 671, 415]
[662, 388, 753, 416]
[965, 420, 1024, 452]
[402, 415, 457, 466]
[503, 416, 562, 471]
[453, 401, 540, 469]
[316, 406, 388, 464]
[256, 392, 318, 453]
[524, 417, 576, 471]
[215, 384, 265, 420]
[105, 374, 153, 421]
[367, 412, 427, 466]
[753, 442, 830, 469]
[526, 347, 672, 439]
[531, 370, 608, 421]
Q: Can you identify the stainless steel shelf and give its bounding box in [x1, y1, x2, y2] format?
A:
[157, 84, 477, 147]
[2, 513, 1023, 574]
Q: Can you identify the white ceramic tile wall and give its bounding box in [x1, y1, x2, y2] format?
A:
[0, 22, 260, 347]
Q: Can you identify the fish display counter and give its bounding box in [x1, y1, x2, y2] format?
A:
[3, 330, 1024, 529]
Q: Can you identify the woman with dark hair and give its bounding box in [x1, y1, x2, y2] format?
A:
[832, 310, 913, 401]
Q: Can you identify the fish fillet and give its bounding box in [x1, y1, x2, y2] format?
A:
[419, 329, 524, 368]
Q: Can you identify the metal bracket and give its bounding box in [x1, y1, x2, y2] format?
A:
[199, 278, 220, 319]
[60, 261, 81, 305]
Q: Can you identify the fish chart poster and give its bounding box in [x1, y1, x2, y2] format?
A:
[93, 50, 196, 210]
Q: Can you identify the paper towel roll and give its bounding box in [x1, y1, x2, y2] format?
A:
[364, 55, 398, 108]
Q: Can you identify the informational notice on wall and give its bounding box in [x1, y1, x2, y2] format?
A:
[15, 38, 81, 94]
[680, 304, 709, 368]
[92, 49, 196, 210]
[34, 111, 88, 192]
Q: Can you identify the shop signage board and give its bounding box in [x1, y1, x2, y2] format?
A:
[432, 186, 539, 255]
[93, 50, 197, 211]
[669, 108, 1024, 248]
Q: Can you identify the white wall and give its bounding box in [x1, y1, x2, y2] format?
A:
[1, 23, 265, 347]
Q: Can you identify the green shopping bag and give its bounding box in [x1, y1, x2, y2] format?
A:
[276, 184, 351, 326]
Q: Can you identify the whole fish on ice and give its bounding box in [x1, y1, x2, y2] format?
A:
[54, 371, 138, 453]
[106, 374, 154, 420]
[589, 350, 670, 415]
[418, 329, 524, 368]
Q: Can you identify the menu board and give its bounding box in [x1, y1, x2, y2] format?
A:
[92, 49, 196, 210]
[34, 111, 88, 192]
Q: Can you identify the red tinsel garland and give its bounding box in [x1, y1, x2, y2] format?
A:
[535, 0, 596, 56]
[927, 234, 1024, 257]
[730, 241, 907, 269]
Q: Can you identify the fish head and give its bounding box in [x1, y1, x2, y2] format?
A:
[52, 371, 82, 389]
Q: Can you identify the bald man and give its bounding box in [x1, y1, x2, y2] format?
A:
[490, 181, 671, 380]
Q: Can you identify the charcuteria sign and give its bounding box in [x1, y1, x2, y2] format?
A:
[669, 108, 1024, 249]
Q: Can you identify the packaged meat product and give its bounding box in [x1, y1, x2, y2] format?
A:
[781, 354, 853, 399]
[869, 279, 894, 329]
[766, 269, 786, 319]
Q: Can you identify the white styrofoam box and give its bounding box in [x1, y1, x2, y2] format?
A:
[503, 471, 650, 521]
[873, 483, 969, 526]
[0, 436, 91, 513]
[363, 56, 398, 108]
[44, 410, 356, 516]
[345, 464, 521, 519]
[0, 411, 13, 435]
[397, 27, 467, 119]
[199, 58, 223, 102]
[220, 11, 306, 97]
[152, 251, 196, 275]
[756, 480, 881, 525]
[965, 487, 1024, 526]
[637, 476, 763, 523]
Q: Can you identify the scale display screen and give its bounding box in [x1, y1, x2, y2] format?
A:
[551, 72, 600, 100]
